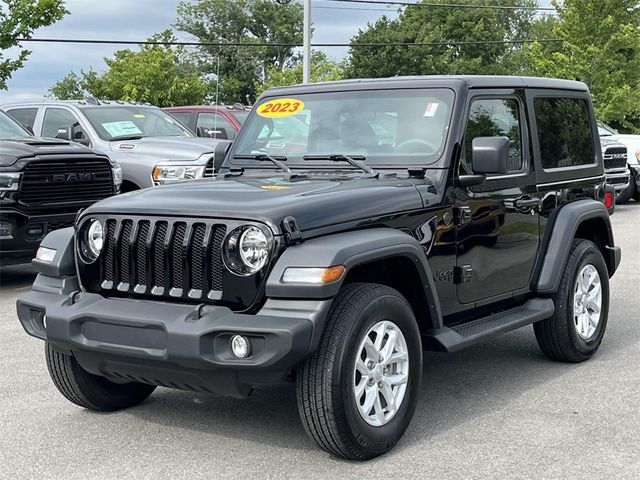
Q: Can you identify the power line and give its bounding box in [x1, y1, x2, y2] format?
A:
[323, 0, 556, 11]
[17, 37, 562, 48]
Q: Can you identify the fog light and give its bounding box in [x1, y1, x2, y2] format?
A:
[230, 335, 251, 358]
[0, 220, 12, 238]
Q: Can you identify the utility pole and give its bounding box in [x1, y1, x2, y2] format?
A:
[303, 0, 311, 83]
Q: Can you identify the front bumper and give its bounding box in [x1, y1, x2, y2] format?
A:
[17, 275, 331, 398]
[604, 168, 630, 195]
[0, 210, 76, 266]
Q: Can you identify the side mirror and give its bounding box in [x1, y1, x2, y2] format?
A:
[471, 136, 510, 175]
[55, 125, 74, 141]
[213, 140, 233, 173]
[23, 125, 35, 136]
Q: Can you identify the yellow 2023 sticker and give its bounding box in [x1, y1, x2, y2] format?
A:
[257, 98, 304, 118]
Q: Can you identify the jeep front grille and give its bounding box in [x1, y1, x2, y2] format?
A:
[603, 148, 627, 170]
[100, 217, 227, 301]
[20, 158, 114, 207]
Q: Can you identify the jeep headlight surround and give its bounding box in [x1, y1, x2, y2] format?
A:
[0, 172, 21, 191]
[79, 218, 104, 263]
[152, 164, 205, 184]
[223, 225, 272, 276]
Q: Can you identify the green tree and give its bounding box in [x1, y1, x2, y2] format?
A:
[256, 51, 344, 95]
[49, 31, 208, 107]
[523, 0, 640, 130]
[175, 0, 303, 104]
[0, 0, 68, 89]
[345, 0, 539, 79]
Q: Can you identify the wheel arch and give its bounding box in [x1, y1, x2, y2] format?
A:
[265, 228, 443, 330]
[535, 199, 620, 294]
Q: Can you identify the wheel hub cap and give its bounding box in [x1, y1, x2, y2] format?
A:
[353, 320, 409, 427]
[573, 264, 602, 340]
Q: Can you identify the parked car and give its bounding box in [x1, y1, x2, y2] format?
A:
[600, 136, 630, 200]
[598, 121, 640, 203]
[2, 99, 224, 191]
[17, 76, 620, 460]
[164, 104, 250, 140]
[0, 110, 121, 266]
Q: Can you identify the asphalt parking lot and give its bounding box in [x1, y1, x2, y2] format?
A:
[1, 204, 639, 480]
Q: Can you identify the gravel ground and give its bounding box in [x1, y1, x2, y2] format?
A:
[1, 204, 639, 479]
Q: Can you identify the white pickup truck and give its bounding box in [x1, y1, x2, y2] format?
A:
[598, 122, 640, 204]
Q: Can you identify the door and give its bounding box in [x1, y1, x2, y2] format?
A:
[456, 93, 540, 304]
[197, 112, 237, 139]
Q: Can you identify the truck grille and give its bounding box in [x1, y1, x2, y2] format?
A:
[204, 156, 215, 177]
[603, 148, 627, 170]
[100, 217, 227, 302]
[20, 158, 114, 207]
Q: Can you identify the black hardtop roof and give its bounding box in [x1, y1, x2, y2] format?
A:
[262, 75, 588, 97]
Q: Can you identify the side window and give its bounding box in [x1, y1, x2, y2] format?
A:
[534, 97, 595, 169]
[462, 98, 523, 175]
[168, 111, 191, 126]
[197, 113, 236, 139]
[42, 108, 85, 139]
[6, 108, 37, 129]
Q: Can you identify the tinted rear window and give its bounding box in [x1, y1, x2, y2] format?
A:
[534, 97, 595, 169]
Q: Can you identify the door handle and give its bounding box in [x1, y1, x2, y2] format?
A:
[513, 196, 539, 209]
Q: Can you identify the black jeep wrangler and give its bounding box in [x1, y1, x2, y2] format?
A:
[0, 110, 121, 266]
[17, 76, 621, 460]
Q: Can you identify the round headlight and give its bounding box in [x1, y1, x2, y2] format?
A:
[223, 225, 271, 276]
[81, 219, 103, 263]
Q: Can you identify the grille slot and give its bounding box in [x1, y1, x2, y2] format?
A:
[20, 159, 114, 207]
[100, 218, 227, 302]
[603, 148, 627, 170]
[204, 157, 215, 177]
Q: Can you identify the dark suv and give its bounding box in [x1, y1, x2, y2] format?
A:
[17, 76, 620, 460]
[0, 110, 121, 266]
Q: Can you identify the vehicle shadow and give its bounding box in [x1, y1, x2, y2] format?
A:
[123, 324, 633, 457]
[0, 264, 36, 291]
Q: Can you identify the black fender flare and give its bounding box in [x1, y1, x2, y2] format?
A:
[535, 199, 620, 294]
[31, 227, 76, 277]
[265, 228, 443, 329]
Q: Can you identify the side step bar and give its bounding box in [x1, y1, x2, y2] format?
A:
[421, 298, 555, 352]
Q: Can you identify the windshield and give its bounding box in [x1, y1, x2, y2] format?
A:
[80, 106, 193, 141]
[598, 122, 617, 136]
[0, 111, 30, 139]
[232, 88, 455, 167]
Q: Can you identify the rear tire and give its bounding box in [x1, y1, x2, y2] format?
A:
[46, 343, 156, 411]
[296, 283, 422, 460]
[534, 239, 609, 363]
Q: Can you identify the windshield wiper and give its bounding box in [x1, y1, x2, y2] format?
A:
[302, 154, 377, 176]
[110, 134, 145, 141]
[233, 153, 292, 173]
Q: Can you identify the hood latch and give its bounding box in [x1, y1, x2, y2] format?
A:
[282, 216, 303, 246]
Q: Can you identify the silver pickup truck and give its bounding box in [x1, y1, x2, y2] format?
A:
[1, 99, 226, 191]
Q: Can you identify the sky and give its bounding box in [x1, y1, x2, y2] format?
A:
[0, 0, 554, 104]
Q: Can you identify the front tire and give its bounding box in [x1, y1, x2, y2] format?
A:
[46, 344, 156, 411]
[534, 239, 610, 363]
[616, 177, 634, 204]
[296, 283, 422, 460]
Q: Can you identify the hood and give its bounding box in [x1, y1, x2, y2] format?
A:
[85, 174, 429, 233]
[109, 136, 219, 161]
[0, 137, 105, 167]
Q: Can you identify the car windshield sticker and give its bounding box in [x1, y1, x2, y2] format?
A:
[261, 185, 290, 190]
[101, 121, 143, 137]
[133, 114, 146, 119]
[424, 102, 439, 117]
[257, 98, 305, 118]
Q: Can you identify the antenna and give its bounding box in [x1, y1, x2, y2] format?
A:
[213, 50, 220, 138]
